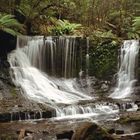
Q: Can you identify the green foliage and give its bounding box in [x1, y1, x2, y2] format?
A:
[91, 30, 118, 43]
[48, 18, 82, 35]
[127, 31, 139, 39]
[89, 39, 118, 79]
[132, 17, 140, 31]
[0, 0, 139, 38]
[10, 88, 17, 98]
[126, 16, 140, 39]
[17, 0, 51, 20]
[0, 14, 23, 36]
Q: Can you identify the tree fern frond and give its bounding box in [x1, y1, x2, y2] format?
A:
[0, 14, 23, 36]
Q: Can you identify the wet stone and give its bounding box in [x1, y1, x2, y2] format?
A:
[116, 130, 124, 135]
[57, 131, 73, 139]
[108, 128, 115, 134]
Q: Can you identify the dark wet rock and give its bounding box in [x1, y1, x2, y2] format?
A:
[42, 111, 54, 118]
[0, 113, 11, 122]
[71, 122, 115, 140]
[0, 31, 16, 59]
[57, 131, 73, 139]
[116, 130, 124, 135]
[108, 128, 115, 134]
[134, 86, 140, 96]
[76, 76, 111, 95]
[0, 110, 53, 122]
[42, 131, 49, 135]
[135, 100, 140, 109]
[101, 83, 109, 92]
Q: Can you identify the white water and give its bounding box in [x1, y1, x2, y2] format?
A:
[9, 36, 92, 105]
[8, 36, 125, 119]
[56, 103, 119, 119]
[110, 40, 139, 99]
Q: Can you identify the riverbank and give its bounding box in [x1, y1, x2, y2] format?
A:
[0, 112, 140, 140]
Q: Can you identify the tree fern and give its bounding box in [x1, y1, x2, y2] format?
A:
[132, 17, 140, 31]
[49, 19, 82, 35]
[0, 14, 23, 36]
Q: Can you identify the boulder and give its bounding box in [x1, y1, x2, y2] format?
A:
[72, 122, 115, 140]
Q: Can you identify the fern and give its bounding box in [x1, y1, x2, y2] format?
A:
[132, 17, 140, 31]
[49, 19, 81, 35]
[0, 14, 23, 36]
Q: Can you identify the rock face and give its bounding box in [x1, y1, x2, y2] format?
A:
[72, 122, 115, 140]
[0, 33, 55, 119]
[77, 76, 111, 95]
[0, 58, 54, 121]
[0, 58, 17, 105]
[0, 31, 16, 59]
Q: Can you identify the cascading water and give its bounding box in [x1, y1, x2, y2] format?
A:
[9, 36, 91, 105]
[86, 37, 92, 94]
[8, 36, 120, 120]
[110, 40, 139, 99]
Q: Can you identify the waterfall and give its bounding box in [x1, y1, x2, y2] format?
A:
[110, 40, 139, 99]
[9, 36, 92, 105]
[8, 36, 120, 119]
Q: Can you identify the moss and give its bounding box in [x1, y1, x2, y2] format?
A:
[84, 126, 115, 140]
[10, 88, 17, 98]
[0, 134, 16, 140]
[117, 115, 140, 124]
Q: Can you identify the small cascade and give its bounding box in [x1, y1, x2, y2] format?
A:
[0, 101, 137, 122]
[56, 103, 119, 120]
[110, 40, 139, 99]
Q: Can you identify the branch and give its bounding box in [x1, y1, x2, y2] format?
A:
[105, 21, 117, 29]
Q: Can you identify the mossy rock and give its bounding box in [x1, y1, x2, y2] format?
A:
[117, 116, 140, 124]
[72, 122, 115, 140]
[10, 88, 18, 98]
[0, 134, 16, 140]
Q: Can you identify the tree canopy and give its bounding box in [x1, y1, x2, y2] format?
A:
[0, 0, 139, 39]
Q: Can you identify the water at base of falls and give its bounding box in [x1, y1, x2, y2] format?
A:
[109, 40, 139, 99]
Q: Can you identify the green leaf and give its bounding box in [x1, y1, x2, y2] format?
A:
[0, 14, 23, 36]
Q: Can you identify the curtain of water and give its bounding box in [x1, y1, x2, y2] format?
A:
[109, 40, 139, 99]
